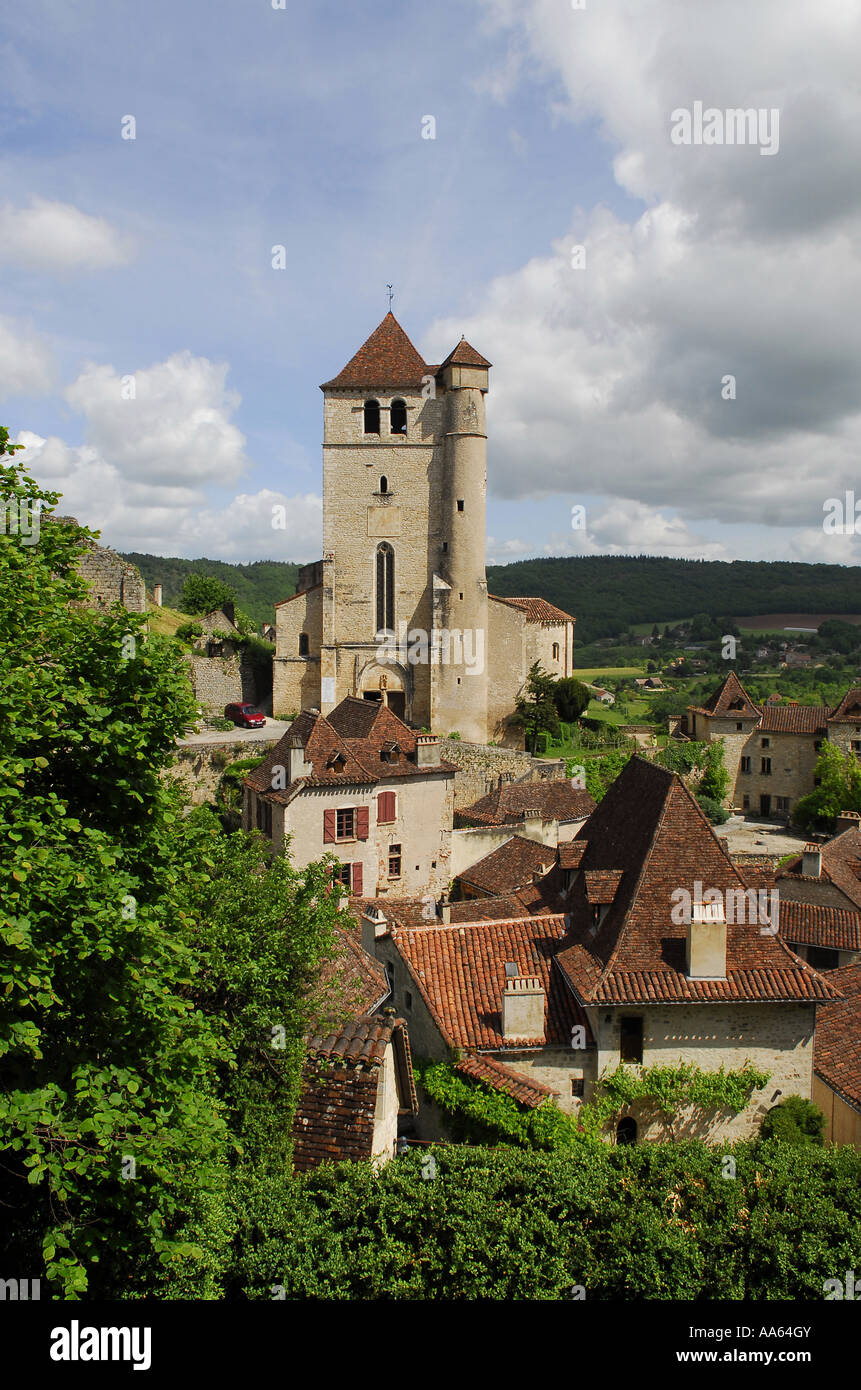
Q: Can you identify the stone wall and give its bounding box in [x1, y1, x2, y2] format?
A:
[61, 524, 146, 614]
[439, 738, 566, 811]
[168, 737, 281, 807]
[184, 653, 257, 714]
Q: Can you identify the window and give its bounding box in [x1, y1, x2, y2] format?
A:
[255, 797, 272, 836]
[390, 399, 407, 435]
[441, 541, 448, 552]
[457, 499, 464, 512]
[761, 757, 772, 775]
[852, 740, 861, 754]
[335, 863, 351, 887]
[388, 843, 402, 878]
[814, 741, 823, 751]
[377, 790, 397, 823]
[363, 399, 380, 434]
[336, 808, 355, 840]
[552, 643, 560, 661]
[298, 632, 309, 656]
[736, 723, 743, 731]
[761, 737, 770, 748]
[571, 1078, 585, 1098]
[620, 1017, 643, 1064]
[742, 794, 750, 810]
[376, 543, 394, 634]
[740, 756, 751, 773]
[616, 1117, 638, 1145]
[379, 475, 389, 494]
[776, 796, 790, 813]
[404, 990, 413, 1009]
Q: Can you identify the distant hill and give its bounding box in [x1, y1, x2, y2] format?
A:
[121, 550, 861, 644]
[120, 554, 299, 631]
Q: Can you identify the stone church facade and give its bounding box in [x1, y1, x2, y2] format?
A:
[273, 313, 574, 746]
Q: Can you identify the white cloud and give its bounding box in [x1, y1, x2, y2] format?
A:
[419, 0, 861, 549]
[0, 314, 56, 397]
[0, 197, 130, 270]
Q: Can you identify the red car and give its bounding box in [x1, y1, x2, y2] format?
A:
[225, 702, 266, 729]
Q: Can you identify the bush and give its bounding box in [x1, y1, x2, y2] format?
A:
[759, 1096, 826, 1147]
[176, 620, 203, 643]
[697, 794, 730, 824]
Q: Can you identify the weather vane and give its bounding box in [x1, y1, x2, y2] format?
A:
[387, 284, 393, 309]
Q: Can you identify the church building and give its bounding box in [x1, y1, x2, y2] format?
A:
[273, 312, 575, 745]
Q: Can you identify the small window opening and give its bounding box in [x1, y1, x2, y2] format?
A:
[364, 399, 380, 434]
[298, 632, 309, 656]
[390, 399, 407, 435]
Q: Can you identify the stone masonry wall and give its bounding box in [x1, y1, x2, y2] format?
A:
[184, 653, 257, 715]
[439, 738, 566, 811]
[167, 737, 281, 807]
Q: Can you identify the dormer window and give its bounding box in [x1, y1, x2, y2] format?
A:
[364, 399, 380, 434]
[326, 750, 347, 772]
[390, 399, 407, 435]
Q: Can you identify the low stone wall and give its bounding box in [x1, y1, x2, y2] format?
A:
[167, 738, 280, 807]
[439, 739, 566, 811]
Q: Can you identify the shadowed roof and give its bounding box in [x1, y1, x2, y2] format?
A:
[814, 962, 861, 1112]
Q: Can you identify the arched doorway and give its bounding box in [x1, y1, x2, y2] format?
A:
[616, 1117, 638, 1146]
[358, 662, 408, 722]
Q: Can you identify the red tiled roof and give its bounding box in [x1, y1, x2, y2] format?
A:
[351, 894, 533, 929]
[456, 835, 556, 897]
[489, 594, 576, 626]
[437, 338, 492, 370]
[558, 840, 588, 870]
[391, 916, 591, 1049]
[778, 827, 861, 914]
[814, 962, 861, 1111]
[828, 688, 861, 722]
[554, 757, 841, 1006]
[759, 705, 828, 734]
[457, 778, 595, 828]
[778, 900, 861, 952]
[454, 1054, 553, 1108]
[688, 671, 760, 720]
[320, 312, 429, 391]
[308, 926, 389, 1031]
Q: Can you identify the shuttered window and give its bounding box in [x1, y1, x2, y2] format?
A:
[323, 809, 336, 843]
[352, 862, 363, 895]
[356, 806, 369, 839]
[377, 790, 396, 823]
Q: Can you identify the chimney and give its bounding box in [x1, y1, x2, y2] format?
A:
[686, 901, 727, 979]
[286, 736, 312, 783]
[502, 971, 546, 1042]
[415, 734, 440, 767]
[437, 891, 451, 924]
[521, 808, 544, 842]
[153, 583, 163, 607]
[835, 811, 861, 834]
[360, 904, 388, 955]
[802, 843, 822, 879]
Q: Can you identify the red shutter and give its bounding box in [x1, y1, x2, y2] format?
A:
[378, 791, 396, 824]
[356, 806, 370, 840]
[352, 862, 363, 896]
[323, 809, 336, 843]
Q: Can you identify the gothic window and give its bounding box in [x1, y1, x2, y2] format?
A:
[376, 543, 394, 634]
[390, 399, 407, 435]
[298, 632, 309, 656]
[364, 399, 380, 434]
[380, 475, 389, 494]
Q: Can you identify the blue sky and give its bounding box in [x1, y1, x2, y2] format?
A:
[2, 0, 860, 570]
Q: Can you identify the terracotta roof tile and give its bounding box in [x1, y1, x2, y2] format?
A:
[554, 757, 842, 1006]
[813, 962, 861, 1111]
[456, 835, 556, 896]
[828, 688, 861, 722]
[778, 900, 861, 952]
[778, 827, 861, 913]
[320, 312, 428, 391]
[759, 705, 828, 734]
[457, 779, 595, 828]
[489, 594, 576, 626]
[454, 1054, 553, 1108]
[437, 338, 492, 370]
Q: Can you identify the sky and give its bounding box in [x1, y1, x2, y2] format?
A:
[2, 0, 860, 570]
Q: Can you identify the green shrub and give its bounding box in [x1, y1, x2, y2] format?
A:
[176, 620, 204, 643]
[697, 793, 730, 824]
[759, 1095, 826, 1147]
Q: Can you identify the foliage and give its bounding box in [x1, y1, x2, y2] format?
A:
[121, 553, 298, 632]
[567, 750, 632, 801]
[416, 1060, 582, 1150]
[553, 676, 591, 723]
[654, 740, 709, 774]
[512, 662, 561, 753]
[577, 1063, 770, 1142]
[697, 794, 730, 825]
[235, 1140, 861, 1300]
[175, 620, 204, 643]
[793, 742, 861, 831]
[217, 756, 266, 814]
[758, 1096, 826, 1147]
[179, 573, 236, 617]
[698, 739, 730, 803]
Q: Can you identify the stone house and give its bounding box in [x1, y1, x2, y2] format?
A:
[683, 671, 861, 818]
[242, 696, 456, 897]
[812, 962, 861, 1147]
[366, 756, 841, 1144]
[775, 822, 861, 969]
[184, 602, 258, 715]
[272, 312, 575, 745]
[291, 1012, 418, 1170]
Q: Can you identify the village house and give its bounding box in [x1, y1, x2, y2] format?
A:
[242, 696, 456, 896]
[774, 820, 861, 970]
[812, 962, 861, 1147]
[363, 756, 841, 1144]
[681, 671, 861, 818]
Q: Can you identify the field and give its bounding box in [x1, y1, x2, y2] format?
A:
[573, 666, 645, 680]
[146, 602, 188, 638]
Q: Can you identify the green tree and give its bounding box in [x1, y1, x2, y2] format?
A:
[759, 1096, 825, 1147]
[698, 740, 730, 804]
[553, 676, 591, 723]
[513, 662, 561, 754]
[180, 572, 235, 616]
[793, 742, 861, 831]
